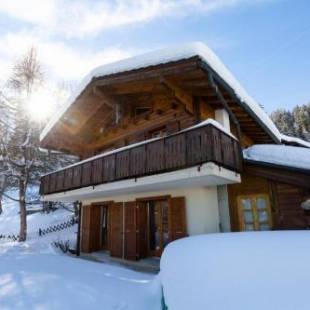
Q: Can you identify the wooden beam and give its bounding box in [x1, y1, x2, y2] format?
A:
[70, 96, 108, 135]
[96, 81, 165, 95]
[92, 86, 117, 108]
[88, 109, 186, 149]
[160, 77, 194, 114]
[94, 58, 198, 87]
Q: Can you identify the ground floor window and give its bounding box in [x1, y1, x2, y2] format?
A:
[143, 199, 169, 257]
[237, 194, 272, 231]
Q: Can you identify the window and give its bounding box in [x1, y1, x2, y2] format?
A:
[150, 127, 167, 138]
[237, 194, 272, 231]
[135, 106, 152, 117]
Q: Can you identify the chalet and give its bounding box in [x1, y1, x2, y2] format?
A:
[40, 42, 310, 260]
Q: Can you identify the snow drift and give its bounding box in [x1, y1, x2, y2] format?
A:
[160, 232, 310, 310]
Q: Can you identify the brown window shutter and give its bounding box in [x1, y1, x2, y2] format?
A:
[169, 197, 187, 242]
[166, 120, 180, 135]
[81, 205, 91, 253]
[110, 202, 124, 258]
[81, 205, 102, 253]
[124, 201, 138, 260]
[89, 205, 101, 252]
[136, 202, 148, 259]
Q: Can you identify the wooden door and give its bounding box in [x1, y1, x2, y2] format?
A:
[110, 202, 123, 258]
[124, 201, 138, 260]
[169, 197, 187, 241]
[238, 194, 272, 231]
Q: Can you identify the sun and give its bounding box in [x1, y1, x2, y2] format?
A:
[26, 89, 55, 122]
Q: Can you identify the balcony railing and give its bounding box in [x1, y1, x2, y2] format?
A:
[40, 123, 242, 196]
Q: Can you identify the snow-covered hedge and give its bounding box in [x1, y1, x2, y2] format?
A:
[160, 232, 310, 310]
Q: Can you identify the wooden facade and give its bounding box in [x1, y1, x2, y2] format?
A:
[40, 56, 276, 158]
[228, 162, 310, 231]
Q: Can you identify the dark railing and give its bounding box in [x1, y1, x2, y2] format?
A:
[0, 234, 19, 241]
[38, 216, 77, 236]
[40, 123, 242, 196]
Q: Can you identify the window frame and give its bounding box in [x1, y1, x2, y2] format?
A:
[237, 194, 272, 231]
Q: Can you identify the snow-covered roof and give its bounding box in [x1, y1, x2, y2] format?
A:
[40, 42, 282, 142]
[243, 144, 310, 171]
[280, 134, 310, 148]
[42, 118, 234, 177]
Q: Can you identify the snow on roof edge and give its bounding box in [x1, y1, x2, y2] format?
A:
[40, 41, 282, 143]
[243, 144, 310, 171]
[280, 134, 310, 148]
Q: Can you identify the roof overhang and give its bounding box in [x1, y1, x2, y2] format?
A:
[40, 42, 284, 150]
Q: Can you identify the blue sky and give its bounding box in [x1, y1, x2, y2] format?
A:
[0, 0, 309, 113]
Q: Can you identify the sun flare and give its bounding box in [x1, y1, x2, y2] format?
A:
[26, 89, 55, 122]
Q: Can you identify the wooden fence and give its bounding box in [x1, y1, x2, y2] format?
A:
[38, 216, 77, 236]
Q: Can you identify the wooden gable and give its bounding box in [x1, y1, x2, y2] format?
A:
[41, 57, 276, 157]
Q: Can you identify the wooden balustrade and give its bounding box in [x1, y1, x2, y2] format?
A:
[40, 123, 242, 195]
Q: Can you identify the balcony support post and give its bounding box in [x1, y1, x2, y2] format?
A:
[207, 72, 242, 142]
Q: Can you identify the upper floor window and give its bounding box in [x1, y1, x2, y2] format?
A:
[134, 106, 152, 118]
[150, 127, 167, 138]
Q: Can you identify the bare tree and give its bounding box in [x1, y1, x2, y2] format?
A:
[0, 90, 15, 215]
[0, 48, 77, 241]
[3, 48, 43, 241]
[9, 47, 43, 95]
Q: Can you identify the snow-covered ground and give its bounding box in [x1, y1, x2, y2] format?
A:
[3, 198, 309, 310]
[0, 201, 161, 310]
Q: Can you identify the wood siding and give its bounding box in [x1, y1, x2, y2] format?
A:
[228, 167, 310, 231]
[273, 183, 310, 229]
[40, 123, 242, 196]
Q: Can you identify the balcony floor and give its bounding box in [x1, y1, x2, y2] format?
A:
[42, 162, 240, 202]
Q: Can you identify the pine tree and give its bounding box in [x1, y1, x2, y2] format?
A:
[270, 109, 296, 137]
[271, 103, 310, 142]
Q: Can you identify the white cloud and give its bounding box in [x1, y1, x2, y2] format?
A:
[0, 0, 56, 25]
[0, 0, 278, 38]
[0, 0, 278, 85]
[0, 31, 134, 83]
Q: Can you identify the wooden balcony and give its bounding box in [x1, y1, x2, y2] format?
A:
[40, 123, 242, 196]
